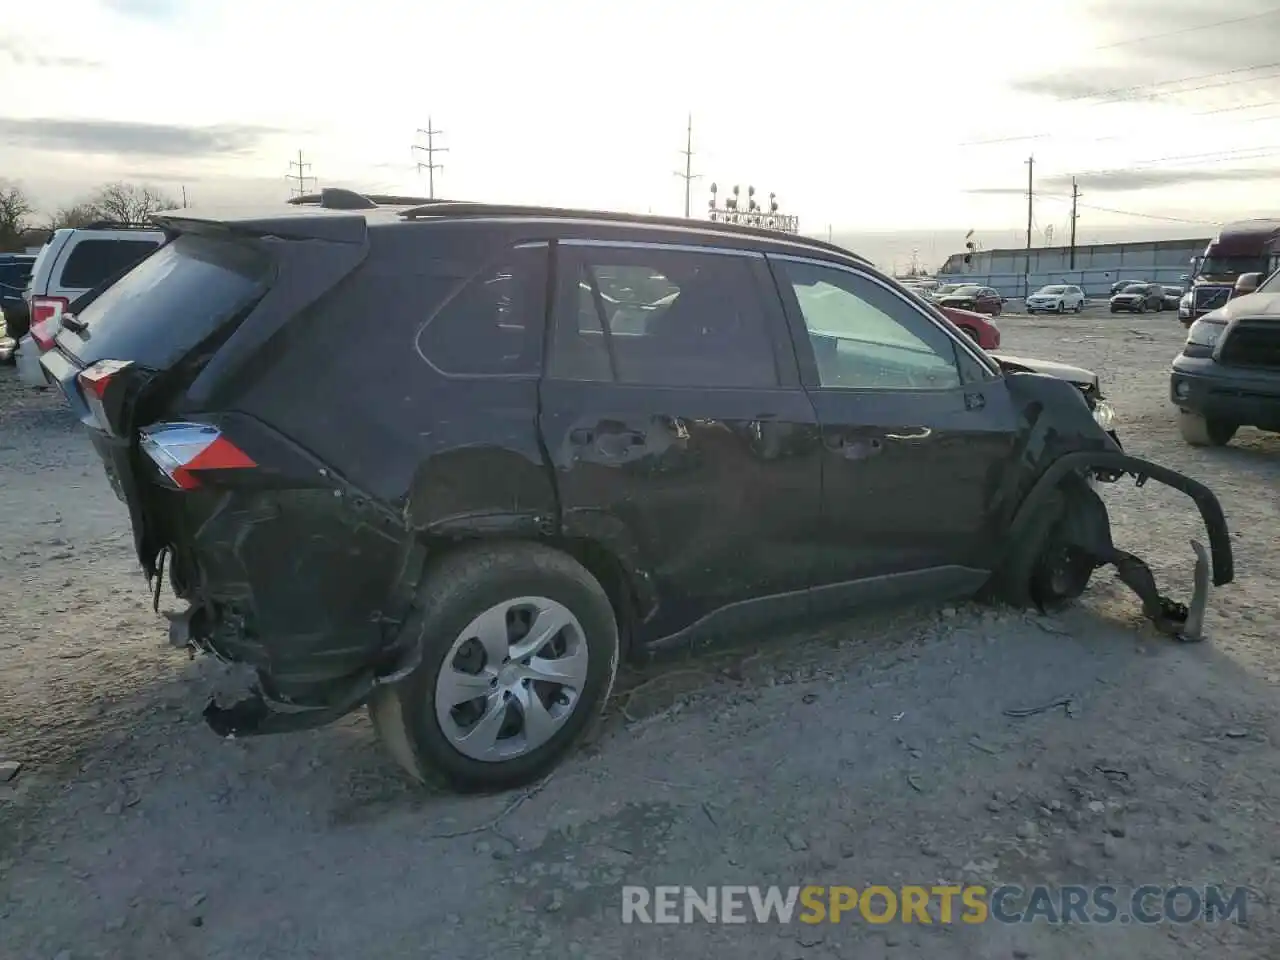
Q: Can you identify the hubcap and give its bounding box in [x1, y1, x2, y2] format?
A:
[434, 596, 589, 762]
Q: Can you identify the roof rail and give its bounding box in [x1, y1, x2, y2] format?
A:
[397, 202, 870, 263]
[288, 189, 445, 209]
[80, 220, 162, 231]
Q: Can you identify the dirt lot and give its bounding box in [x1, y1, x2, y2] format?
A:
[1, 311, 1277, 960]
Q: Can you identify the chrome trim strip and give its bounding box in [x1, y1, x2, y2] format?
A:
[559, 238, 763, 258]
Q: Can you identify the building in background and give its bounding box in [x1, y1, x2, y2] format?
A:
[939, 236, 1211, 298]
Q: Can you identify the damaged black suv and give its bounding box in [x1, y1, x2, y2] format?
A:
[40, 191, 1233, 792]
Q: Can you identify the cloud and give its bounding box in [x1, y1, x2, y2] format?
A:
[0, 118, 282, 158]
[100, 0, 185, 21]
[1043, 167, 1280, 192]
[0, 38, 100, 70]
[965, 186, 1030, 196]
[1010, 1, 1280, 105]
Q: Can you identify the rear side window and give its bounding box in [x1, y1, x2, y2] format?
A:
[59, 239, 161, 289]
[60, 234, 272, 369]
[415, 244, 546, 377]
[548, 245, 779, 388]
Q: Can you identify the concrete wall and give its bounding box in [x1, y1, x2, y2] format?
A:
[938, 237, 1210, 298]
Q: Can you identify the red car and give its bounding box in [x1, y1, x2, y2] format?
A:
[940, 305, 1001, 350]
[934, 283, 1004, 316]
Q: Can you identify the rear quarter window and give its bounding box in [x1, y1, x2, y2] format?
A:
[59, 239, 161, 290]
[59, 234, 273, 369]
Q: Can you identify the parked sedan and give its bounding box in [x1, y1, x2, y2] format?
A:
[1110, 282, 1166, 313]
[934, 284, 1003, 316]
[1162, 286, 1184, 311]
[939, 306, 1001, 350]
[1026, 284, 1086, 314]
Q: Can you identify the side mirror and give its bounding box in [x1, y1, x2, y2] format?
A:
[1179, 274, 1190, 283]
[1233, 272, 1262, 297]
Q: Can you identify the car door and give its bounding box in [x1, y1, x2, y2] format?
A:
[538, 237, 824, 645]
[767, 254, 1019, 607]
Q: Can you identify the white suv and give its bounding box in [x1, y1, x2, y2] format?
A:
[17, 223, 165, 386]
[1025, 284, 1086, 314]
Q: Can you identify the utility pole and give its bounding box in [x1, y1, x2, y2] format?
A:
[1069, 178, 1081, 269]
[673, 114, 701, 218]
[181, 185, 187, 208]
[286, 150, 315, 198]
[1024, 155, 1035, 297]
[413, 118, 448, 200]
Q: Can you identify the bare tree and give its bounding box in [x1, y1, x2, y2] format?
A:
[0, 181, 34, 251]
[50, 203, 102, 230]
[87, 182, 178, 224]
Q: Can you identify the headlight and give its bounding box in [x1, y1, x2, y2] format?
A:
[1178, 293, 1192, 318]
[1092, 399, 1116, 430]
[1186, 319, 1225, 348]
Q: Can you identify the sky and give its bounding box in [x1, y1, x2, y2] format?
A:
[5, 0, 1280, 268]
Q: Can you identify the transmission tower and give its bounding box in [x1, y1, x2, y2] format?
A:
[412, 119, 448, 199]
[673, 113, 701, 218]
[286, 150, 315, 198]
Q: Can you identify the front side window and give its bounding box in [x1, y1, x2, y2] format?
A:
[778, 260, 963, 391]
[549, 245, 778, 388]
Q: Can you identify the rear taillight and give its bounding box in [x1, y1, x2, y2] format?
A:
[138, 422, 256, 490]
[30, 296, 69, 350]
[76, 359, 133, 435]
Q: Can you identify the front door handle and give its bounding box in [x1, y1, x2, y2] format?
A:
[885, 427, 932, 441]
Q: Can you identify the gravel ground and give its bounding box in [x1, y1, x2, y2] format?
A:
[1, 311, 1278, 960]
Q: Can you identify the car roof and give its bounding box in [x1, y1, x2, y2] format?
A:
[154, 188, 874, 266]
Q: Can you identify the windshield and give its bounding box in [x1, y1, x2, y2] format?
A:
[1200, 255, 1269, 278]
[1120, 284, 1147, 294]
[942, 285, 980, 296]
[1037, 286, 1066, 294]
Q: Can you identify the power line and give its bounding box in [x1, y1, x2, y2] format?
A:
[412, 119, 448, 200]
[1093, 7, 1280, 51]
[1078, 202, 1220, 225]
[286, 150, 314, 198]
[1038, 193, 1220, 225]
[673, 113, 701, 219]
[961, 61, 1280, 147]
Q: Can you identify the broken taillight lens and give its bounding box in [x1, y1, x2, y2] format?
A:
[30, 296, 70, 350]
[76, 359, 133, 436]
[138, 422, 257, 490]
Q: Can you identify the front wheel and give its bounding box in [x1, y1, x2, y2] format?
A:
[1136, 301, 1146, 313]
[1178, 410, 1238, 447]
[1056, 301, 1066, 314]
[369, 542, 620, 792]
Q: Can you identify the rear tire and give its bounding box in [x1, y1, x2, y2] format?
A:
[1178, 410, 1237, 447]
[369, 542, 620, 792]
[1074, 300, 1084, 313]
